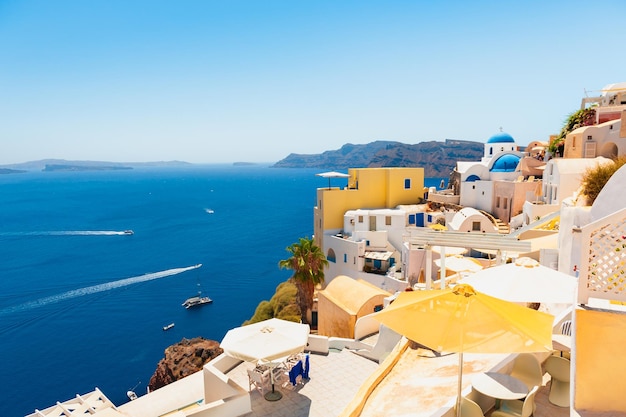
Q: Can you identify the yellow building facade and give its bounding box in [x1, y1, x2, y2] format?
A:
[313, 167, 425, 248]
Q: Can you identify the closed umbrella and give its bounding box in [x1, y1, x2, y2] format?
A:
[220, 318, 310, 401]
[459, 257, 577, 304]
[373, 284, 553, 417]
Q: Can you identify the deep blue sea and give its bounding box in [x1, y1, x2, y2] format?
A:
[0, 165, 442, 417]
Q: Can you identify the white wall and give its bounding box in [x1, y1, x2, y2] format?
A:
[558, 200, 592, 275]
[460, 180, 494, 212]
[323, 234, 365, 285]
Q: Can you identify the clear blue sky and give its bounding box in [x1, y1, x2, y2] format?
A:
[1, 0, 625, 164]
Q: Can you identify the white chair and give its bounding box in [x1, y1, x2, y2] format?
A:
[510, 353, 543, 390]
[460, 396, 485, 417]
[544, 355, 570, 407]
[247, 368, 269, 395]
[352, 325, 402, 363]
[491, 385, 539, 417]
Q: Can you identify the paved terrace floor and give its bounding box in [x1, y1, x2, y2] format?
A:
[227, 342, 573, 417]
[227, 348, 379, 417]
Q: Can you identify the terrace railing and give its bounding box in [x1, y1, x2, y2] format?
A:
[576, 207, 626, 304]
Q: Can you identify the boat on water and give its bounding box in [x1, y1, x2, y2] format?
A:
[163, 323, 175, 331]
[127, 381, 140, 400]
[183, 269, 212, 308]
[123, 230, 134, 235]
[182, 294, 212, 309]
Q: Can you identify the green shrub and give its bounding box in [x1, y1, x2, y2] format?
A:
[271, 282, 298, 316]
[244, 300, 274, 325]
[243, 281, 301, 325]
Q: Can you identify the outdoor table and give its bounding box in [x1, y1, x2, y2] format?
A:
[472, 372, 528, 401]
[552, 334, 572, 352]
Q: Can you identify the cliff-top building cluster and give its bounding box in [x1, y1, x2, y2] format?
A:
[29, 82, 626, 417]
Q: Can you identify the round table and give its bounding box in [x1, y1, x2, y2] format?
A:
[552, 334, 572, 352]
[472, 372, 528, 400]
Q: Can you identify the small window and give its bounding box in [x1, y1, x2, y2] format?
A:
[373, 304, 384, 312]
[358, 215, 364, 223]
[587, 135, 593, 141]
[327, 249, 336, 263]
[385, 216, 392, 226]
[408, 214, 416, 225]
[503, 198, 508, 210]
[472, 221, 481, 231]
[343, 254, 347, 263]
[404, 178, 411, 189]
[496, 196, 500, 208]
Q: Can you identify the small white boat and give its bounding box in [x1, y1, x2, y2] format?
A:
[123, 230, 134, 235]
[127, 381, 140, 400]
[163, 323, 175, 331]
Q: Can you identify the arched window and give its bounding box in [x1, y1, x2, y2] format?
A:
[327, 248, 336, 263]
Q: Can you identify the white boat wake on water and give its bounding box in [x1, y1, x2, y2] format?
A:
[0, 230, 134, 236]
[0, 264, 202, 317]
[43, 230, 134, 236]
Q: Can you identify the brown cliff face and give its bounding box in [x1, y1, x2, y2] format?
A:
[148, 337, 223, 391]
[272, 139, 484, 177]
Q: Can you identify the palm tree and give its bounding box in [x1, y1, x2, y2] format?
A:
[278, 237, 328, 324]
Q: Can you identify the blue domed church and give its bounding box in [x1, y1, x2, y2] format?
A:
[451, 130, 540, 225]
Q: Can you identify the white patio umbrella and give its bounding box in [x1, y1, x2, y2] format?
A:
[458, 257, 577, 304]
[431, 246, 467, 256]
[316, 171, 349, 189]
[220, 318, 310, 401]
[435, 255, 484, 274]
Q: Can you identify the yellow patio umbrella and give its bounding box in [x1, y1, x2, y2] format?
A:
[373, 284, 553, 417]
[428, 223, 448, 231]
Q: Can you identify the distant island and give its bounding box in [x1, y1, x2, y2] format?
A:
[43, 164, 133, 172]
[273, 139, 484, 178]
[0, 168, 27, 175]
[0, 159, 194, 172]
[0, 139, 486, 177]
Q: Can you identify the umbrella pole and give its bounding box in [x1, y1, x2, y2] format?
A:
[456, 352, 463, 417]
[264, 363, 283, 401]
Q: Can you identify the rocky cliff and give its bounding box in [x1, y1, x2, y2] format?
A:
[148, 337, 223, 391]
[273, 139, 484, 177]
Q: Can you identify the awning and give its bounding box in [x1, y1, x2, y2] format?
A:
[364, 251, 393, 261]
